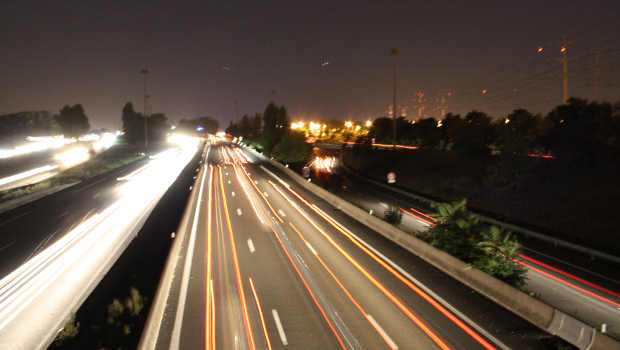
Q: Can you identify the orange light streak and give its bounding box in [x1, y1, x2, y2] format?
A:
[205, 165, 214, 350]
[289, 222, 398, 350]
[267, 223, 348, 350]
[218, 167, 257, 350]
[268, 182, 451, 350]
[249, 277, 273, 350]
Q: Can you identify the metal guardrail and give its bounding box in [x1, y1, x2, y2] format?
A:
[345, 168, 620, 265]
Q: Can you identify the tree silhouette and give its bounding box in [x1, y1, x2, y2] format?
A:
[55, 104, 90, 137]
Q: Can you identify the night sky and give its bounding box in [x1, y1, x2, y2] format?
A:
[2, 0, 619, 129]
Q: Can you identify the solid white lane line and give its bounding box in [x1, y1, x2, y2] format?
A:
[170, 165, 209, 349]
[305, 241, 318, 256]
[278, 209, 287, 217]
[366, 314, 398, 350]
[232, 191, 236, 197]
[237, 208, 242, 216]
[247, 239, 255, 253]
[272, 309, 288, 345]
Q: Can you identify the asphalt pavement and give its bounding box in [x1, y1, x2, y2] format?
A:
[324, 167, 620, 335]
[149, 144, 555, 349]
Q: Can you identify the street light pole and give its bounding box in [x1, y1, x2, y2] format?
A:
[140, 68, 150, 152]
[390, 48, 399, 146]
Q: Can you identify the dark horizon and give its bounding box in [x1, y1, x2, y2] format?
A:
[2, 0, 619, 130]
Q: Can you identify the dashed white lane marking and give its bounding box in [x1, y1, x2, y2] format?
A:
[232, 191, 236, 197]
[237, 208, 242, 216]
[247, 238, 255, 253]
[278, 209, 287, 217]
[305, 241, 318, 255]
[272, 309, 288, 345]
[264, 192, 269, 197]
[366, 314, 398, 349]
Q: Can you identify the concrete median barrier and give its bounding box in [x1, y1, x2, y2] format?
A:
[265, 157, 619, 350]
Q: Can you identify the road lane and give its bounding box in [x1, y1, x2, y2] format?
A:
[146, 143, 564, 350]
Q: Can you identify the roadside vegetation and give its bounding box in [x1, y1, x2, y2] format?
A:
[345, 98, 620, 255]
[420, 199, 527, 288]
[228, 102, 313, 165]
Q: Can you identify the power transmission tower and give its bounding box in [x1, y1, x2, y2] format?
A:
[540, 38, 574, 104]
[414, 91, 425, 119]
[436, 91, 452, 119]
[140, 68, 150, 152]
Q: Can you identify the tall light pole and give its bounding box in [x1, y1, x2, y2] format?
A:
[561, 45, 568, 104]
[390, 48, 399, 146]
[140, 67, 150, 152]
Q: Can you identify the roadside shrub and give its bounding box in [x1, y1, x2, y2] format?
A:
[422, 199, 527, 287]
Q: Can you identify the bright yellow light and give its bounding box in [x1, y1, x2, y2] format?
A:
[344, 121, 353, 128]
[365, 120, 372, 127]
[355, 125, 361, 131]
[537, 46, 544, 53]
[504, 118, 510, 124]
[560, 46, 566, 53]
[437, 120, 443, 128]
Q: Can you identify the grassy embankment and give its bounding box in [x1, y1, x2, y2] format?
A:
[344, 149, 620, 256]
[0, 142, 143, 202]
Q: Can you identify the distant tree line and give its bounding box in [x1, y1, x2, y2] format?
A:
[368, 98, 620, 173]
[227, 102, 312, 163]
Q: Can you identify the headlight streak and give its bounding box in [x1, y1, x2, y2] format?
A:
[281, 181, 498, 350]
[232, 165, 266, 225]
[248, 277, 273, 350]
[0, 136, 75, 159]
[288, 222, 399, 350]
[206, 166, 215, 350]
[0, 145, 198, 349]
[256, 164, 503, 348]
[265, 220, 351, 350]
[54, 147, 90, 167]
[265, 180, 452, 350]
[217, 166, 257, 350]
[0, 164, 59, 186]
[230, 148, 356, 349]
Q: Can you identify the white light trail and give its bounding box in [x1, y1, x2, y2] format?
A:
[0, 144, 199, 350]
[0, 165, 59, 186]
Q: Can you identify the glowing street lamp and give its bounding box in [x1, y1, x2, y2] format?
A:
[344, 121, 353, 128]
[365, 120, 372, 127]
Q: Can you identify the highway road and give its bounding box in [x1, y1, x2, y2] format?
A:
[146, 143, 551, 349]
[0, 141, 200, 349]
[319, 165, 620, 336]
